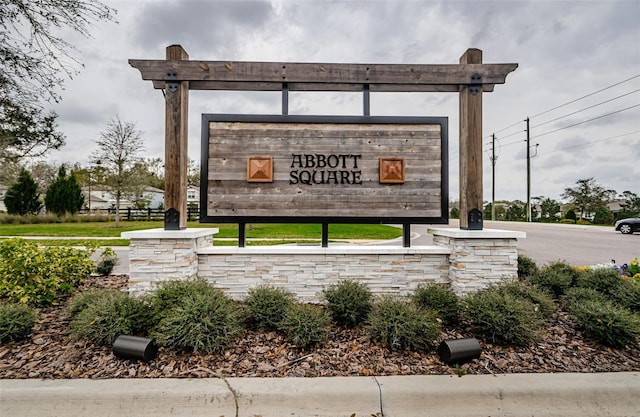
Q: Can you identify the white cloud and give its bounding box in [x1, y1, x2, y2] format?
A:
[42, 0, 639, 204]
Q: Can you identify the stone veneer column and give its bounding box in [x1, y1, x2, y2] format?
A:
[428, 228, 526, 295]
[121, 228, 218, 294]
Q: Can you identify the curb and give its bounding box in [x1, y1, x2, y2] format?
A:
[2, 372, 639, 417]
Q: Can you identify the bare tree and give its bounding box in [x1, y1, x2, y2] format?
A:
[0, 0, 117, 163]
[92, 117, 144, 227]
[1, 0, 116, 106]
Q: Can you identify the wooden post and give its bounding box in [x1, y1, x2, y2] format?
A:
[165, 45, 189, 230]
[459, 48, 483, 229]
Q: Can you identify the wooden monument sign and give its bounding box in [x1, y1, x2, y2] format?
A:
[202, 114, 447, 222]
[129, 45, 517, 238]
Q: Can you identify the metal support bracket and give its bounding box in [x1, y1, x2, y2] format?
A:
[165, 70, 179, 93]
[469, 73, 482, 95]
[164, 208, 180, 230]
[282, 82, 289, 115]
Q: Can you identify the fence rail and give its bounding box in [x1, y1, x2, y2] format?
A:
[78, 207, 199, 221]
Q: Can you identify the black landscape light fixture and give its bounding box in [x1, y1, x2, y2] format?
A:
[113, 335, 158, 362]
[437, 338, 481, 364]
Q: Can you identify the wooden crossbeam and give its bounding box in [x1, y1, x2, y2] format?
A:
[130, 59, 517, 93]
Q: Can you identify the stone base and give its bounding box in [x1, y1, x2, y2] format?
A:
[122, 227, 526, 299]
[121, 228, 218, 294]
[429, 228, 526, 295]
[197, 245, 451, 302]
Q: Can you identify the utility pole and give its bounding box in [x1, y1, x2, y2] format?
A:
[491, 133, 497, 221]
[526, 117, 531, 222]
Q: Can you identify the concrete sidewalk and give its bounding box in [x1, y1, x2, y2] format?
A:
[2, 372, 639, 417]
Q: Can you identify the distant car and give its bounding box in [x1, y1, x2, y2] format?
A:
[614, 217, 640, 234]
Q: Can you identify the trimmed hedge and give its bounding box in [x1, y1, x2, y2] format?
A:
[527, 261, 579, 297]
[70, 290, 151, 346]
[412, 283, 461, 325]
[280, 303, 330, 349]
[369, 296, 441, 351]
[0, 302, 36, 343]
[246, 284, 296, 330]
[323, 280, 373, 327]
[464, 285, 545, 346]
[153, 289, 243, 354]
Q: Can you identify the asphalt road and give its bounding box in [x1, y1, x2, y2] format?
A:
[108, 220, 639, 273]
[409, 220, 640, 267]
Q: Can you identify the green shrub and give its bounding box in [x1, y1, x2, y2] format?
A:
[96, 248, 118, 276]
[575, 267, 624, 297]
[70, 290, 151, 346]
[576, 219, 591, 225]
[610, 279, 640, 313]
[323, 280, 373, 327]
[528, 261, 579, 297]
[148, 279, 221, 323]
[0, 239, 95, 306]
[0, 213, 112, 224]
[0, 302, 36, 343]
[569, 299, 640, 348]
[369, 296, 441, 351]
[559, 219, 576, 224]
[517, 254, 538, 278]
[497, 280, 556, 320]
[280, 303, 330, 350]
[68, 289, 118, 318]
[565, 287, 609, 310]
[246, 284, 295, 330]
[564, 209, 577, 221]
[412, 283, 461, 325]
[153, 290, 243, 354]
[464, 288, 544, 346]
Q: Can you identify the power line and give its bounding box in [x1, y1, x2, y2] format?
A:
[531, 89, 640, 129]
[531, 104, 640, 140]
[484, 120, 523, 139]
[530, 74, 640, 119]
[486, 74, 640, 137]
[495, 128, 524, 142]
[512, 130, 640, 160]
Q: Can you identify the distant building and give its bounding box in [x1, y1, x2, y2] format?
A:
[83, 186, 133, 210]
[81, 185, 199, 211]
[187, 186, 199, 208]
[138, 186, 164, 209]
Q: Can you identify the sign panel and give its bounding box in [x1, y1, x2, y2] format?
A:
[200, 115, 448, 224]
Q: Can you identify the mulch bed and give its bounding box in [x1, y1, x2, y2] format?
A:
[1, 274, 639, 379]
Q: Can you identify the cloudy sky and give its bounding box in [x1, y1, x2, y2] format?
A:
[47, 0, 639, 203]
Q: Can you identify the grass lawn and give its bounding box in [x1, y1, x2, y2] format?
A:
[0, 221, 402, 245]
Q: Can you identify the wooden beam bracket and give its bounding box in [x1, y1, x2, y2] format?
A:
[469, 73, 482, 95]
[165, 69, 179, 93]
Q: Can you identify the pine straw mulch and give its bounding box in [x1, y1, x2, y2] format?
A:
[1, 274, 639, 379]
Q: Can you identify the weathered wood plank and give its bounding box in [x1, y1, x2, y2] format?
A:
[207, 207, 443, 218]
[164, 45, 189, 229]
[154, 80, 498, 92]
[205, 120, 445, 220]
[459, 49, 483, 229]
[130, 59, 518, 90]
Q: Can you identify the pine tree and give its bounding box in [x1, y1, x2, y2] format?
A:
[45, 166, 84, 216]
[4, 168, 42, 215]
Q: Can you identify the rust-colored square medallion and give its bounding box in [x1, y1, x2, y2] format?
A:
[379, 157, 405, 184]
[247, 156, 273, 182]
